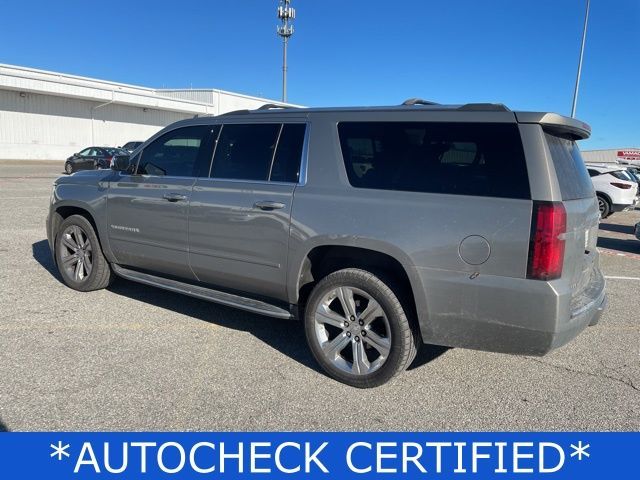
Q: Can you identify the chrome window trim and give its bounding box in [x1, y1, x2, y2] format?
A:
[206, 125, 223, 178]
[196, 177, 298, 187]
[298, 121, 310, 186]
[268, 124, 285, 181]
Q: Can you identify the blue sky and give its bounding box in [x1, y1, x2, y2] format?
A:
[0, 0, 637, 149]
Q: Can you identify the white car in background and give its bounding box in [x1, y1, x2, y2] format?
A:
[586, 164, 638, 218]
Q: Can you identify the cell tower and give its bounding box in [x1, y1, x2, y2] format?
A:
[277, 0, 295, 102]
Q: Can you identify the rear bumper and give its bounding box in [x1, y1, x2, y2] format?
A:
[612, 194, 639, 212]
[413, 266, 606, 356]
[611, 202, 637, 213]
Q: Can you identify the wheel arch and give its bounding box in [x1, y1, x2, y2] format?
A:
[595, 190, 612, 205]
[290, 241, 428, 340]
[50, 201, 112, 264]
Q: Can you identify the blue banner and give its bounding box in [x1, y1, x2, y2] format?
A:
[0, 432, 637, 479]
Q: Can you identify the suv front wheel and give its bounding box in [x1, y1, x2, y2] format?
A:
[304, 268, 418, 388]
[54, 214, 114, 291]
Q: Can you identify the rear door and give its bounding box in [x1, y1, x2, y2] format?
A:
[188, 121, 306, 302]
[107, 125, 215, 279]
[544, 133, 601, 299]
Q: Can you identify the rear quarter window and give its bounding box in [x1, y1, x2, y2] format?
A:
[544, 133, 594, 200]
[337, 122, 530, 199]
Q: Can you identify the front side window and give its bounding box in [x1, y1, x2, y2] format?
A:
[211, 123, 305, 183]
[137, 125, 212, 177]
[338, 122, 530, 199]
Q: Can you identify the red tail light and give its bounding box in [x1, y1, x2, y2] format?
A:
[105, 156, 113, 165]
[610, 182, 632, 189]
[527, 201, 566, 280]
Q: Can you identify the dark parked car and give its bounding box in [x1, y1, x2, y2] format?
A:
[120, 141, 144, 153]
[64, 147, 127, 174]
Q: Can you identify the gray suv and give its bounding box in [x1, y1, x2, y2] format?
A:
[47, 101, 607, 387]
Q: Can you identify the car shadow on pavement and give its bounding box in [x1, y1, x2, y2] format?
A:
[597, 237, 640, 255]
[108, 278, 326, 373]
[408, 345, 450, 370]
[598, 223, 635, 235]
[32, 239, 62, 281]
[0, 417, 9, 432]
[31, 238, 450, 377]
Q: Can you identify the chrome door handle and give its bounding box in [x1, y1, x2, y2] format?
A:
[253, 201, 286, 210]
[162, 193, 187, 202]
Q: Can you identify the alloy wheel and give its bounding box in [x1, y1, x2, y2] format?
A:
[58, 225, 93, 282]
[313, 286, 391, 375]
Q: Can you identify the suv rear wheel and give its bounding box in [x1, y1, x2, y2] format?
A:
[304, 268, 418, 388]
[54, 214, 114, 291]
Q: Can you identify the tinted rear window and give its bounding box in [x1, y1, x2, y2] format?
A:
[545, 133, 594, 200]
[338, 122, 530, 199]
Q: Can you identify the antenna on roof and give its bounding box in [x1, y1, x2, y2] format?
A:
[401, 98, 439, 106]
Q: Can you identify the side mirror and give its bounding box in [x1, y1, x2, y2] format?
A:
[112, 155, 133, 173]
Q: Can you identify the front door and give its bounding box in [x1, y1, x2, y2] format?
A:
[107, 124, 215, 280]
[189, 122, 306, 302]
[76, 148, 96, 170]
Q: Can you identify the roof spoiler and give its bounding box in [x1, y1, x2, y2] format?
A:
[515, 112, 591, 140]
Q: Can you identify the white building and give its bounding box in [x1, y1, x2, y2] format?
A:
[0, 64, 296, 160]
[582, 148, 640, 166]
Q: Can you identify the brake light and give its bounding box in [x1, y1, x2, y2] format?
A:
[610, 182, 632, 189]
[527, 202, 566, 280]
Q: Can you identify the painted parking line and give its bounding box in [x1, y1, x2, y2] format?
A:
[604, 276, 640, 281]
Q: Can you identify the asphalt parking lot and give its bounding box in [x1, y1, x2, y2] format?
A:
[0, 161, 638, 432]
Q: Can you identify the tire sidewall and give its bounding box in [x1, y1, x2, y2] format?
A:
[304, 270, 409, 387]
[65, 162, 73, 174]
[55, 215, 102, 291]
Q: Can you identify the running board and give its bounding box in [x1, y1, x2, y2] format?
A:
[112, 265, 293, 320]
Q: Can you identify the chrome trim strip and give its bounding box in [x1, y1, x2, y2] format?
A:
[193, 178, 297, 187]
[298, 122, 311, 186]
[268, 124, 285, 181]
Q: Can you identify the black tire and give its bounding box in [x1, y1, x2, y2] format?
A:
[54, 214, 114, 292]
[64, 162, 73, 174]
[304, 268, 419, 388]
[597, 194, 611, 219]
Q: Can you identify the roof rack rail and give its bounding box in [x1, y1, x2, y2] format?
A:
[401, 98, 439, 106]
[218, 109, 250, 116]
[257, 103, 291, 110]
[458, 103, 511, 112]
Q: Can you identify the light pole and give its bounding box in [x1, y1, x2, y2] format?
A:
[571, 0, 591, 118]
[277, 0, 295, 102]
